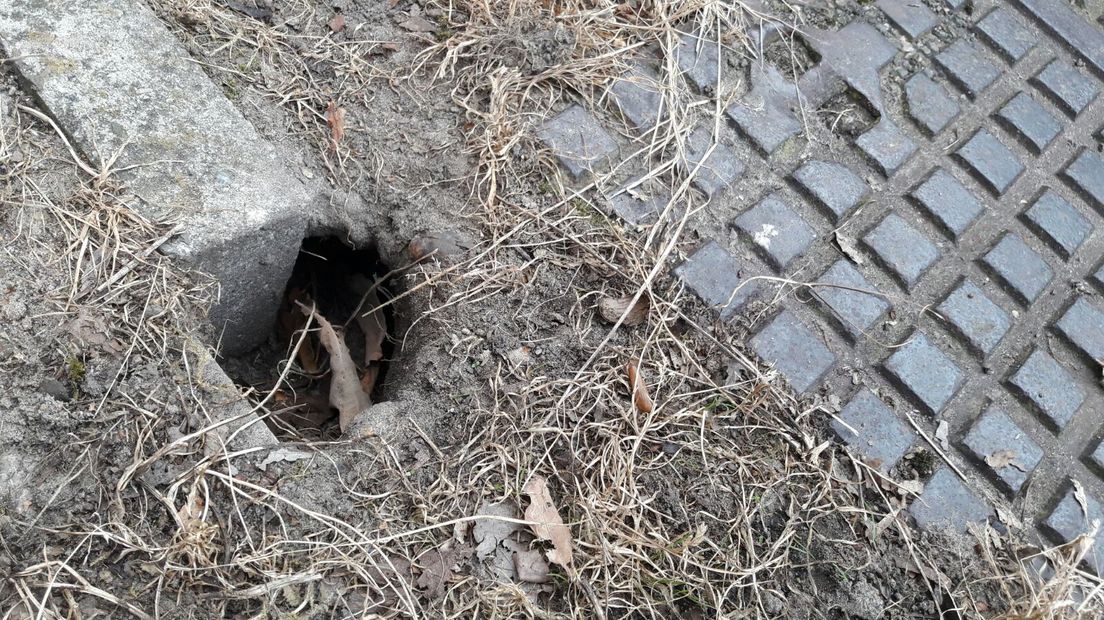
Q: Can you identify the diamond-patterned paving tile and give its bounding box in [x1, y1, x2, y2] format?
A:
[537, 105, 619, 180]
[878, 0, 938, 38]
[1023, 189, 1091, 259]
[1055, 297, 1104, 363]
[792, 160, 868, 222]
[750, 310, 836, 395]
[1043, 486, 1104, 572]
[980, 233, 1053, 303]
[905, 73, 960, 136]
[733, 195, 816, 270]
[936, 280, 1011, 358]
[727, 64, 802, 156]
[1008, 349, 1085, 431]
[677, 33, 720, 94]
[975, 8, 1035, 63]
[863, 213, 940, 290]
[609, 63, 664, 132]
[814, 259, 890, 338]
[883, 331, 964, 414]
[935, 40, 1001, 99]
[685, 126, 744, 199]
[962, 406, 1043, 495]
[674, 241, 760, 318]
[1032, 59, 1100, 117]
[910, 468, 991, 533]
[909, 168, 985, 240]
[994, 92, 1062, 154]
[856, 119, 918, 176]
[831, 388, 913, 473]
[954, 129, 1025, 195]
[1061, 149, 1104, 210]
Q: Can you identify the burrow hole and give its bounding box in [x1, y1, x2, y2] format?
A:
[224, 236, 397, 441]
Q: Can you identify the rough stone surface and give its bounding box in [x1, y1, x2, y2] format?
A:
[1043, 486, 1104, 572]
[674, 242, 759, 318]
[1055, 297, 1104, 363]
[792, 161, 868, 221]
[1032, 59, 1100, 117]
[1022, 189, 1091, 258]
[995, 92, 1062, 153]
[750, 310, 836, 394]
[935, 40, 1002, 99]
[909, 168, 984, 239]
[677, 33, 720, 93]
[538, 105, 619, 180]
[856, 119, 918, 176]
[905, 73, 960, 135]
[609, 63, 664, 132]
[936, 280, 1011, 358]
[814, 260, 890, 338]
[976, 8, 1036, 62]
[863, 213, 940, 289]
[878, 0, 938, 38]
[980, 233, 1053, 303]
[0, 0, 314, 354]
[685, 126, 744, 199]
[954, 129, 1025, 195]
[1012, 0, 1104, 74]
[1062, 149, 1104, 209]
[962, 406, 1043, 494]
[883, 332, 964, 414]
[1008, 349, 1085, 431]
[832, 388, 913, 473]
[607, 181, 667, 226]
[727, 64, 801, 156]
[733, 195, 815, 269]
[910, 468, 991, 533]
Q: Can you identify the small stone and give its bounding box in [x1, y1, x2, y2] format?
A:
[905, 72, 960, 135]
[935, 40, 1001, 99]
[863, 213, 940, 290]
[40, 378, 70, 401]
[2, 300, 26, 321]
[954, 129, 1024, 195]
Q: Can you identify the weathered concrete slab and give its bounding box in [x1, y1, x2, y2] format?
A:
[0, 0, 313, 354]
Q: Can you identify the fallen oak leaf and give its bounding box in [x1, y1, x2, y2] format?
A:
[522, 475, 575, 577]
[985, 449, 1025, 472]
[626, 358, 653, 413]
[301, 304, 371, 432]
[598, 294, 649, 327]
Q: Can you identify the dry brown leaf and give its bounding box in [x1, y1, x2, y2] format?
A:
[278, 287, 320, 374]
[985, 450, 1024, 471]
[312, 310, 371, 431]
[324, 101, 346, 149]
[626, 358, 653, 413]
[356, 287, 387, 365]
[598, 294, 649, 326]
[510, 543, 551, 583]
[328, 13, 346, 32]
[415, 544, 457, 599]
[522, 476, 574, 576]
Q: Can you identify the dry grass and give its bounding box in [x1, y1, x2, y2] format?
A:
[3, 0, 1104, 619]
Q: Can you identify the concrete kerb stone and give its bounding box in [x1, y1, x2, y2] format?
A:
[0, 0, 316, 356]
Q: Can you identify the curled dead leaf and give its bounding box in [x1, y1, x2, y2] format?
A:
[626, 358, 653, 413]
[598, 294, 649, 326]
[522, 476, 574, 577]
[985, 450, 1025, 472]
[324, 101, 346, 150]
[305, 305, 372, 432]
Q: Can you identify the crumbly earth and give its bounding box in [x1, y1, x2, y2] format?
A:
[0, 0, 1098, 618]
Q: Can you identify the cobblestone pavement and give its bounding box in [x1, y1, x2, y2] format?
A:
[540, 0, 1104, 565]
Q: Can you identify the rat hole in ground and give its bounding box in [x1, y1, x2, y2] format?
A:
[223, 236, 397, 442]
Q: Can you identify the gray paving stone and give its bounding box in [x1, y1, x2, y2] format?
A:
[609, 63, 664, 132]
[954, 129, 1025, 195]
[1032, 59, 1100, 117]
[1043, 485, 1104, 572]
[910, 467, 991, 533]
[937, 280, 1011, 358]
[863, 213, 940, 290]
[883, 331, 964, 414]
[606, 182, 667, 226]
[685, 126, 744, 199]
[935, 40, 1002, 99]
[962, 406, 1043, 495]
[1056, 297, 1104, 363]
[856, 119, 918, 176]
[674, 241, 760, 318]
[943, 0, 966, 9]
[750, 309, 836, 394]
[1061, 149, 1104, 210]
[733, 195, 816, 269]
[995, 92, 1062, 154]
[1090, 441, 1104, 474]
[878, 0, 938, 38]
[727, 64, 802, 156]
[0, 0, 314, 355]
[799, 22, 896, 113]
[814, 259, 890, 337]
[1008, 349, 1085, 431]
[976, 8, 1036, 63]
[831, 388, 913, 473]
[980, 233, 1053, 303]
[910, 168, 985, 240]
[538, 105, 619, 180]
[677, 33, 720, 94]
[905, 73, 961, 136]
[1012, 0, 1104, 75]
[1023, 189, 1091, 259]
[791, 160, 868, 221]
